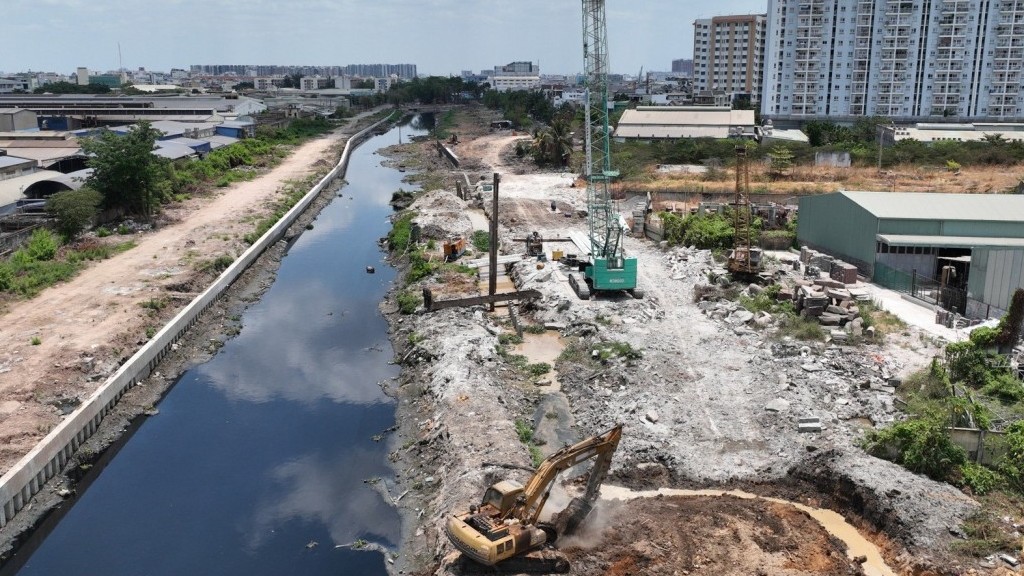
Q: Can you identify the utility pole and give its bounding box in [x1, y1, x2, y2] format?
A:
[488, 173, 500, 311]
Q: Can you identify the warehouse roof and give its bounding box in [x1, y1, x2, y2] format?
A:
[841, 191, 1024, 223]
[877, 234, 1024, 249]
[614, 106, 754, 139]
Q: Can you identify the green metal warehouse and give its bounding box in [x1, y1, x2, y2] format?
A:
[798, 191, 1024, 319]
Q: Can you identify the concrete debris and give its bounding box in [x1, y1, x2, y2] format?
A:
[645, 411, 660, 424]
[798, 416, 822, 433]
[764, 398, 790, 412]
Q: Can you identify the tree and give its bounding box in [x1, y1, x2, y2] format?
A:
[46, 188, 103, 239]
[232, 81, 254, 91]
[767, 144, 794, 179]
[80, 122, 168, 217]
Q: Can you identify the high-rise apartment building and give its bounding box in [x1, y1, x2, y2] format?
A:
[693, 15, 767, 101]
[762, 0, 1024, 119]
[671, 59, 694, 76]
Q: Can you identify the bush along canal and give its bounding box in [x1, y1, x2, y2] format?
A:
[2, 117, 430, 576]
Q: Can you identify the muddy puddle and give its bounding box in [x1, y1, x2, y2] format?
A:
[515, 331, 565, 389]
[601, 485, 896, 576]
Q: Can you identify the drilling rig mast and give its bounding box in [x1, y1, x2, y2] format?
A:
[569, 0, 641, 300]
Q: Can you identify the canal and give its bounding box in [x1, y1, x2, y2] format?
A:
[3, 115, 430, 576]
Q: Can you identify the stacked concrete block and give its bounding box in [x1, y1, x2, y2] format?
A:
[830, 260, 858, 285]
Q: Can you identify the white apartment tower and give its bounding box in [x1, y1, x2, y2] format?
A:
[763, 0, 1024, 120]
[693, 15, 768, 101]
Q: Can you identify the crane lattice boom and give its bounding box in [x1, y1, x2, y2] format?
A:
[582, 0, 620, 260]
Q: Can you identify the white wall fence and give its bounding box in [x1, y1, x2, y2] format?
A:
[0, 112, 395, 529]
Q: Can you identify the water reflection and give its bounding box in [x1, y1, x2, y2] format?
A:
[247, 447, 398, 551]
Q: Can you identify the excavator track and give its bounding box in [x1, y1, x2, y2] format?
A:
[450, 548, 570, 574]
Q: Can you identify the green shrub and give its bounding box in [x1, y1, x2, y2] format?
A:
[862, 416, 967, 481]
[96, 227, 111, 237]
[526, 363, 551, 377]
[957, 462, 1000, 495]
[999, 421, 1024, 492]
[30, 336, 41, 346]
[46, 188, 103, 239]
[980, 372, 1024, 404]
[388, 212, 417, 252]
[25, 229, 59, 261]
[396, 290, 420, 314]
[471, 230, 490, 252]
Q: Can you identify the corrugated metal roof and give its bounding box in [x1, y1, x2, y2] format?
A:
[0, 155, 34, 169]
[877, 233, 1024, 249]
[0, 170, 71, 207]
[202, 135, 239, 149]
[842, 191, 1024, 222]
[614, 106, 754, 139]
[153, 141, 196, 160]
[615, 125, 730, 139]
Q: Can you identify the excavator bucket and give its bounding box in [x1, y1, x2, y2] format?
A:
[550, 496, 593, 537]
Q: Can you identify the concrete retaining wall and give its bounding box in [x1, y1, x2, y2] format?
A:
[948, 427, 1007, 465]
[435, 140, 460, 167]
[0, 112, 395, 529]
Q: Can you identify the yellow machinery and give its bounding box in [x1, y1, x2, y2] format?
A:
[445, 425, 622, 572]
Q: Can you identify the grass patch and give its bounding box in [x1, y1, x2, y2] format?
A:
[951, 510, 1018, 557]
[515, 419, 534, 443]
[30, 336, 41, 346]
[196, 254, 235, 274]
[777, 315, 825, 341]
[499, 333, 524, 346]
[594, 341, 642, 362]
[387, 211, 417, 253]
[0, 233, 135, 299]
[524, 324, 547, 334]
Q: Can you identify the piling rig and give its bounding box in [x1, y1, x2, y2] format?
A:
[567, 0, 642, 300]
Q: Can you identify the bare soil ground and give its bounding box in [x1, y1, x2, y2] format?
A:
[382, 106, 991, 576]
[618, 158, 1024, 201]
[0, 110, 381, 476]
[562, 495, 858, 576]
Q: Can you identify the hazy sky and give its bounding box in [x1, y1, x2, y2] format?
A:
[8, 0, 766, 76]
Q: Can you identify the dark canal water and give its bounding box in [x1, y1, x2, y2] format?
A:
[3, 115, 431, 576]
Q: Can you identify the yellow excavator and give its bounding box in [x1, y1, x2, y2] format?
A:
[445, 425, 622, 573]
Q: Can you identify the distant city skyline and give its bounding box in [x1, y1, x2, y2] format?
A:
[7, 0, 767, 76]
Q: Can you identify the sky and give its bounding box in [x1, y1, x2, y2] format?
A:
[7, 0, 767, 76]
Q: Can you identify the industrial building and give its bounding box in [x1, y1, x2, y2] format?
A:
[613, 106, 755, 139]
[692, 14, 767, 105]
[0, 94, 266, 130]
[798, 191, 1024, 318]
[0, 109, 37, 132]
[762, 0, 1024, 121]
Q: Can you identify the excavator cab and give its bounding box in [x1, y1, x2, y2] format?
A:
[481, 480, 525, 514]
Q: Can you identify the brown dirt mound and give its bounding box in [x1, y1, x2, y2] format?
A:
[560, 495, 863, 576]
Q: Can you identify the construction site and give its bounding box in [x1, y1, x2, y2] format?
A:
[373, 4, 1024, 576]
[380, 114, 1017, 576]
